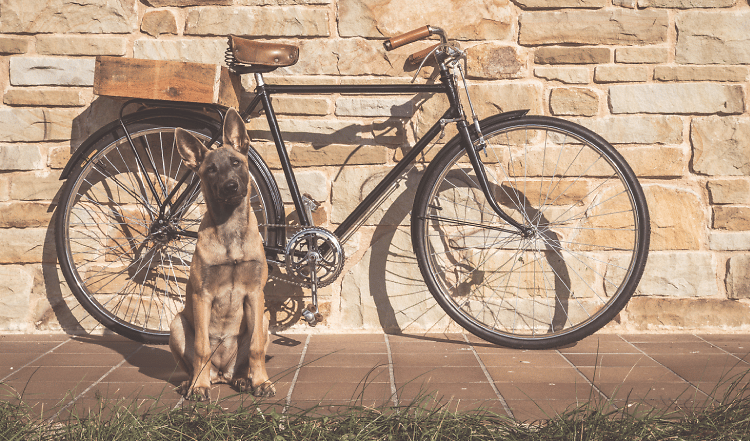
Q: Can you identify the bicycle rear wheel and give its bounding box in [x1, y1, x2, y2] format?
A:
[412, 115, 649, 349]
[55, 114, 279, 344]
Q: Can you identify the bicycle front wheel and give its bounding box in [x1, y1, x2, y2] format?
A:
[412, 116, 649, 349]
[56, 114, 279, 344]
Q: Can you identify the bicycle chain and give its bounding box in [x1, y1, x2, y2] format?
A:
[260, 224, 346, 288]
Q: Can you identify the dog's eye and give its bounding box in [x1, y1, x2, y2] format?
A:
[206, 164, 217, 174]
[231, 159, 241, 167]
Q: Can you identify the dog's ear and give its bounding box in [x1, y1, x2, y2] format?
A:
[175, 128, 209, 171]
[222, 108, 250, 156]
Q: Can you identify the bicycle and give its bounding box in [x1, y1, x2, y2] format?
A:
[55, 25, 650, 349]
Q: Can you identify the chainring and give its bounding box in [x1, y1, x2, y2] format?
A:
[283, 227, 345, 288]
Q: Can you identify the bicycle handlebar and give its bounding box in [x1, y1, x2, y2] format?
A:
[383, 25, 432, 51]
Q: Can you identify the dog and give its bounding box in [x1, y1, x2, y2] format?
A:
[169, 108, 275, 401]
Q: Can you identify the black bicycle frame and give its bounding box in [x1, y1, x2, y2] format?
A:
[239, 65, 526, 258]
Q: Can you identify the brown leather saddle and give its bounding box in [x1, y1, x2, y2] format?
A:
[227, 36, 299, 73]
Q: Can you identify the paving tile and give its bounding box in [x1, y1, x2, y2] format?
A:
[578, 366, 684, 384]
[478, 351, 569, 367]
[292, 380, 393, 401]
[286, 400, 390, 414]
[0, 341, 68, 353]
[394, 366, 488, 384]
[1, 381, 90, 401]
[55, 338, 142, 355]
[508, 399, 602, 422]
[303, 352, 388, 368]
[497, 382, 597, 401]
[397, 381, 499, 402]
[0, 334, 71, 342]
[305, 340, 386, 354]
[487, 366, 587, 384]
[267, 334, 308, 354]
[123, 346, 175, 367]
[563, 352, 660, 368]
[387, 341, 473, 354]
[391, 351, 477, 367]
[631, 341, 725, 355]
[2, 365, 112, 384]
[558, 336, 640, 354]
[296, 366, 389, 383]
[621, 334, 704, 344]
[28, 352, 125, 367]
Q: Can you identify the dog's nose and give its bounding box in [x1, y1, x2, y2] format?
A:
[223, 180, 239, 194]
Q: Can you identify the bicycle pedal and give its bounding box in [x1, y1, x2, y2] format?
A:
[302, 304, 322, 327]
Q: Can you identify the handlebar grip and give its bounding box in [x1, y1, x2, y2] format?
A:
[407, 43, 439, 64]
[384, 25, 432, 51]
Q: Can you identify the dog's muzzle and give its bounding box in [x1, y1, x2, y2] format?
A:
[219, 180, 246, 204]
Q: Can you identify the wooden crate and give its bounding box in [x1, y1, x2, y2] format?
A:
[93, 56, 242, 108]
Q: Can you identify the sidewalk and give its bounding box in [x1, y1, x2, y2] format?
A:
[2, 332, 749, 422]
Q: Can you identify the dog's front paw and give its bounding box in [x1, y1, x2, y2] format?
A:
[253, 381, 276, 398]
[232, 377, 251, 393]
[177, 381, 211, 401]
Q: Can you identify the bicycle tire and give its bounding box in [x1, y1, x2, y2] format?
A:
[56, 113, 280, 344]
[412, 115, 650, 349]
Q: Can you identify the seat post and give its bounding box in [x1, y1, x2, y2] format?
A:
[254, 72, 265, 87]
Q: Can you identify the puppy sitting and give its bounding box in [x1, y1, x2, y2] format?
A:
[169, 108, 275, 400]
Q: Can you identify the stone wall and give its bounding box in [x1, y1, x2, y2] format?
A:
[2, 0, 750, 336]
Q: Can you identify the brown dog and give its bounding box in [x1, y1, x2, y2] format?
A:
[169, 108, 275, 400]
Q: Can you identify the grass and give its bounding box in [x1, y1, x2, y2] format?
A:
[2, 370, 750, 441]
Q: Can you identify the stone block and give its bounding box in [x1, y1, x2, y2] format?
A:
[654, 66, 748, 82]
[239, 0, 332, 4]
[0, 202, 54, 228]
[594, 65, 650, 83]
[467, 43, 526, 79]
[0, 0, 136, 34]
[10, 57, 95, 87]
[691, 117, 750, 176]
[726, 255, 750, 300]
[615, 47, 669, 64]
[134, 39, 227, 66]
[619, 146, 685, 178]
[145, 0, 231, 5]
[335, 97, 415, 118]
[614, 0, 637, 7]
[0, 265, 34, 331]
[534, 67, 589, 84]
[339, 227, 448, 332]
[713, 206, 750, 230]
[609, 83, 744, 115]
[0, 109, 78, 142]
[640, 0, 735, 8]
[607, 252, 719, 298]
[337, 0, 512, 41]
[185, 6, 330, 37]
[140, 10, 178, 37]
[273, 170, 328, 203]
[519, 10, 668, 46]
[331, 166, 422, 226]
[0, 145, 45, 171]
[36, 36, 126, 56]
[549, 88, 599, 116]
[515, 0, 608, 7]
[3, 88, 85, 107]
[676, 11, 750, 64]
[709, 231, 750, 251]
[707, 179, 750, 204]
[9, 172, 63, 201]
[644, 184, 704, 251]
[290, 144, 387, 166]
[623, 298, 750, 330]
[49, 146, 72, 169]
[534, 47, 610, 65]
[272, 96, 330, 116]
[414, 83, 543, 139]
[247, 118, 405, 146]
[0, 229, 53, 264]
[0, 37, 29, 54]
[570, 115, 683, 145]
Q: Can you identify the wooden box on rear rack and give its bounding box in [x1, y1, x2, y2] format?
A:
[93, 56, 242, 108]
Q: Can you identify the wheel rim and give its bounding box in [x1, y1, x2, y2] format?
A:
[422, 122, 645, 342]
[61, 126, 271, 338]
